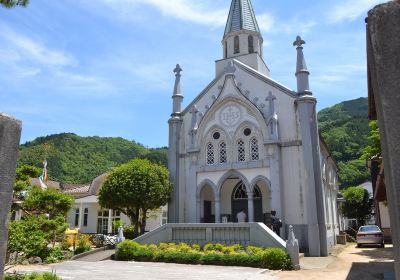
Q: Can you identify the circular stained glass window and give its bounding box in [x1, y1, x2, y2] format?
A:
[213, 132, 221, 140]
[244, 128, 252, 136]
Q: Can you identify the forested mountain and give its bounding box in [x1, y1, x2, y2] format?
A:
[318, 97, 370, 188]
[18, 97, 369, 187]
[18, 133, 167, 184]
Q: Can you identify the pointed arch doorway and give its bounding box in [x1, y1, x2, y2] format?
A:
[231, 181, 263, 222]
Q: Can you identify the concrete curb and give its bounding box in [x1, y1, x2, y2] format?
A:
[71, 246, 113, 260]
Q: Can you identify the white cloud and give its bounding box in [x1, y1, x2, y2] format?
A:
[328, 0, 386, 23]
[96, 0, 227, 26]
[257, 13, 275, 33]
[0, 25, 76, 67]
[313, 64, 366, 86]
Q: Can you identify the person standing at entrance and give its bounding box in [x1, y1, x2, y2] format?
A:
[271, 210, 282, 236]
[237, 209, 247, 223]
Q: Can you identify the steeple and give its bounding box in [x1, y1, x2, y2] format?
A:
[171, 64, 183, 115]
[217, 0, 270, 76]
[293, 36, 311, 95]
[224, 0, 261, 36]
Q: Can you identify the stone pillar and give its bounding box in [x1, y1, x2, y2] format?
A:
[297, 96, 328, 257]
[247, 192, 254, 223]
[286, 225, 300, 270]
[215, 199, 221, 224]
[107, 209, 113, 234]
[168, 64, 184, 224]
[0, 114, 22, 280]
[196, 199, 201, 223]
[367, 3, 400, 278]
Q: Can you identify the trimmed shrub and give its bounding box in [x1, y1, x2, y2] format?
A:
[261, 248, 292, 270]
[116, 240, 141, 261]
[115, 241, 292, 270]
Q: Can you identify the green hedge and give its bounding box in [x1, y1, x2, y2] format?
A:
[116, 241, 292, 270]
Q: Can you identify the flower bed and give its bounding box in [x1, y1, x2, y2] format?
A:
[116, 241, 292, 270]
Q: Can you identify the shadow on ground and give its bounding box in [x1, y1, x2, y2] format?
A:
[350, 246, 394, 261]
[346, 261, 394, 280]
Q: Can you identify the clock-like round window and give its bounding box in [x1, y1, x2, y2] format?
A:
[213, 132, 221, 140]
[243, 128, 252, 136]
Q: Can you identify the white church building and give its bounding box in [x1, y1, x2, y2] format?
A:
[167, 0, 339, 256]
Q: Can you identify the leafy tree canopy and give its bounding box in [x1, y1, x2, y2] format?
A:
[18, 133, 167, 184]
[99, 158, 172, 235]
[23, 188, 74, 218]
[340, 186, 372, 226]
[318, 97, 370, 188]
[361, 120, 381, 160]
[0, 0, 29, 8]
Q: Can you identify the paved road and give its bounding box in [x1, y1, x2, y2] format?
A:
[17, 260, 277, 280]
[274, 244, 395, 280]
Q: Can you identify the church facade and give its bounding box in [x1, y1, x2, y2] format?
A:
[168, 0, 339, 256]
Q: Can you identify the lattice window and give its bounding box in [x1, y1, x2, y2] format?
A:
[206, 142, 214, 165]
[234, 36, 240, 54]
[219, 142, 227, 164]
[248, 35, 254, 53]
[237, 139, 245, 162]
[250, 137, 259, 161]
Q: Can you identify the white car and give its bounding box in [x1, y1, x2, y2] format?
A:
[356, 225, 384, 248]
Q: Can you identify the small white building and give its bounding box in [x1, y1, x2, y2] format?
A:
[64, 173, 168, 234]
[167, 0, 339, 256]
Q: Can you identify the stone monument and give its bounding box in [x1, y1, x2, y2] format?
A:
[0, 114, 22, 279]
[367, 2, 400, 279]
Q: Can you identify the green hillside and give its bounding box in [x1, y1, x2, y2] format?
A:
[18, 133, 167, 184]
[318, 97, 370, 188]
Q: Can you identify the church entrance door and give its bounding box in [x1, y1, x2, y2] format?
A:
[203, 200, 213, 223]
[231, 182, 263, 222]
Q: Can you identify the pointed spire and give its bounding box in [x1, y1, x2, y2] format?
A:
[293, 36, 311, 95]
[172, 64, 184, 115]
[224, 0, 261, 36]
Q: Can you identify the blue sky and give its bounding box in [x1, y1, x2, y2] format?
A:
[0, 0, 386, 147]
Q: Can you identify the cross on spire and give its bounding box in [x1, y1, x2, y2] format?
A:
[293, 36, 306, 48]
[174, 64, 182, 76]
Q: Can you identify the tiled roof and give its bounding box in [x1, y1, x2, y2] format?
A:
[224, 0, 260, 36]
[64, 185, 91, 194]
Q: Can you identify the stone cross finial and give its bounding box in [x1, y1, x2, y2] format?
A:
[293, 35, 306, 47]
[174, 64, 182, 76]
[266, 92, 277, 116]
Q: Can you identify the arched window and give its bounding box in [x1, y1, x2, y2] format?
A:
[206, 142, 214, 165]
[224, 41, 228, 58]
[250, 137, 259, 161]
[237, 139, 245, 162]
[219, 141, 227, 164]
[233, 183, 247, 199]
[234, 36, 240, 54]
[248, 35, 254, 53]
[233, 182, 262, 199]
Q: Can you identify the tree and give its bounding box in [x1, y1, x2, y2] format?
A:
[361, 120, 381, 160]
[0, 0, 29, 8]
[23, 187, 73, 219]
[340, 186, 372, 226]
[99, 158, 172, 235]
